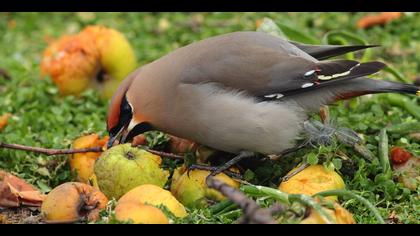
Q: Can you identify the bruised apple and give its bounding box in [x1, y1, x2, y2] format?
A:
[41, 182, 108, 223]
[41, 25, 137, 99]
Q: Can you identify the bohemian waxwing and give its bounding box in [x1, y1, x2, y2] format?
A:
[106, 31, 419, 156]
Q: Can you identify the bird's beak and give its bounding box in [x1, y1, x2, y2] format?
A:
[107, 122, 153, 149]
[107, 126, 126, 149]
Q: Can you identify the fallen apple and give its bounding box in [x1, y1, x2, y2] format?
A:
[41, 182, 108, 223]
[41, 25, 137, 99]
[300, 200, 355, 224]
[79, 25, 137, 99]
[40, 34, 100, 96]
[68, 133, 109, 183]
[94, 144, 169, 200]
[118, 184, 187, 218]
[170, 165, 240, 208]
[115, 202, 169, 224]
[279, 165, 345, 200]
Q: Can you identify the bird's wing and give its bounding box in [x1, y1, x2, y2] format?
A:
[289, 41, 379, 60]
[179, 32, 385, 99]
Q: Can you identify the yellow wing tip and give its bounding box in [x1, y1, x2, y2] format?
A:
[417, 90, 420, 96]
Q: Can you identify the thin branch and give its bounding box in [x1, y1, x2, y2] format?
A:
[281, 162, 310, 182]
[206, 176, 277, 224]
[136, 146, 185, 160]
[0, 142, 186, 161]
[0, 142, 103, 156]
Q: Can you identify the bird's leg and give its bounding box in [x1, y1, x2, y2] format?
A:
[278, 141, 308, 156]
[207, 151, 254, 179]
[269, 141, 308, 161]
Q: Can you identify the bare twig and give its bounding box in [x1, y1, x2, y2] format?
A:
[206, 176, 277, 224]
[281, 162, 310, 182]
[136, 146, 185, 160]
[0, 142, 188, 161]
[0, 142, 103, 155]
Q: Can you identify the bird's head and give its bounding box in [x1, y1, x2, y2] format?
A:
[106, 74, 153, 149]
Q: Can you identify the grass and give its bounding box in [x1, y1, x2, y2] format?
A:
[0, 12, 419, 224]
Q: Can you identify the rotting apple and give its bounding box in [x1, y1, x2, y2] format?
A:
[41, 25, 137, 99]
[40, 35, 100, 96]
[118, 184, 187, 218]
[279, 165, 345, 201]
[79, 25, 137, 99]
[41, 182, 108, 223]
[115, 202, 169, 224]
[94, 144, 169, 200]
[68, 134, 109, 183]
[170, 165, 240, 208]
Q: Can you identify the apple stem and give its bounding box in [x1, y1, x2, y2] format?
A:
[0, 142, 103, 156]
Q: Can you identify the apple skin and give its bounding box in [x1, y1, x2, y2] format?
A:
[94, 144, 169, 200]
[40, 35, 100, 96]
[41, 182, 108, 223]
[68, 134, 109, 183]
[80, 25, 138, 99]
[279, 165, 345, 201]
[170, 166, 240, 208]
[300, 200, 355, 224]
[118, 184, 188, 218]
[115, 202, 169, 224]
[41, 25, 137, 99]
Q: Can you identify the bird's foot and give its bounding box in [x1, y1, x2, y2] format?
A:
[204, 151, 254, 183]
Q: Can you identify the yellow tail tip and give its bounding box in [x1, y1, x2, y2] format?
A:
[417, 90, 420, 96]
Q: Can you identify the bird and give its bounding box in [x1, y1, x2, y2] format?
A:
[105, 31, 419, 166]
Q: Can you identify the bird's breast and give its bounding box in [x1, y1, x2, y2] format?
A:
[157, 83, 306, 155]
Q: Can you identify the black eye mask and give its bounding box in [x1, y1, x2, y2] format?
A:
[109, 95, 132, 138]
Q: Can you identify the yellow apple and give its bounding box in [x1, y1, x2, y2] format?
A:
[41, 182, 108, 223]
[300, 200, 355, 224]
[68, 133, 109, 183]
[118, 184, 187, 218]
[279, 165, 345, 201]
[115, 202, 169, 224]
[170, 165, 240, 208]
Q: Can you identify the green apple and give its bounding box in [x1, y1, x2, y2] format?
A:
[94, 144, 169, 200]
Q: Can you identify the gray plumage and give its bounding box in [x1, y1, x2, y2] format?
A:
[108, 31, 419, 155]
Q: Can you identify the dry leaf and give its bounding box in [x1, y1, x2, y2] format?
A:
[0, 170, 46, 208]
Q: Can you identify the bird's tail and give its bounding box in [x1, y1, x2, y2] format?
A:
[335, 78, 420, 100]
